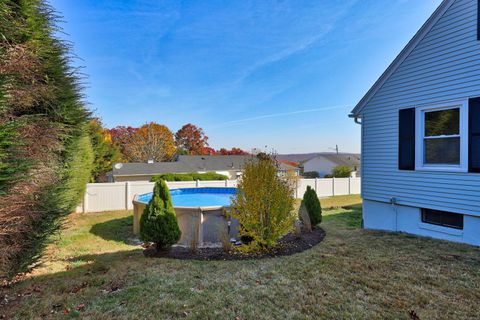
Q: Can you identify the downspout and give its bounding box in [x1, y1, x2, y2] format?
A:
[349, 113, 363, 227]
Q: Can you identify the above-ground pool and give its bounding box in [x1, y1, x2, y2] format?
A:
[132, 187, 239, 247]
[137, 187, 236, 207]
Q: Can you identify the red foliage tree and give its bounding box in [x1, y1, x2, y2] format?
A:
[217, 147, 249, 155]
[108, 126, 137, 160]
[175, 123, 209, 155]
[199, 146, 216, 155]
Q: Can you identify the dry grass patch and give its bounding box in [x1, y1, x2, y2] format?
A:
[1, 198, 480, 319]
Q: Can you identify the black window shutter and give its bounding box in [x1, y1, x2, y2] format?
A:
[478, 0, 480, 40]
[399, 108, 415, 170]
[469, 97, 480, 172]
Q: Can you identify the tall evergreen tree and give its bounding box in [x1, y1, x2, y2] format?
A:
[0, 0, 93, 278]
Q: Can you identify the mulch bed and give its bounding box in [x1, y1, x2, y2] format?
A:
[143, 227, 326, 260]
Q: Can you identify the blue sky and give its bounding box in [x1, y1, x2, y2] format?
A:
[51, 0, 442, 153]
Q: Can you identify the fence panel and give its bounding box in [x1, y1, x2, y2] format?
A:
[83, 183, 127, 212]
[333, 178, 350, 196]
[315, 178, 334, 197]
[198, 180, 229, 188]
[350, 178, 361, 194]
[296, 179, 315, 198]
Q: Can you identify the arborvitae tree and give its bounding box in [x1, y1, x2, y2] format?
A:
[0, 0, 93, 277]
[302, 186, 322, 226]
[140, 180, 181, 251]
[230, 158, 295, 252]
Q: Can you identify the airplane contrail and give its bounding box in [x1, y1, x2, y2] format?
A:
[211, 105, 351, 128]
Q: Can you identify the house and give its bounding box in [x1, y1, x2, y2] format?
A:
[349, 0, 480, 246]
[277, 161, 301, 177]
[301, 153, 361, 178]
[109, 155, 300, 182]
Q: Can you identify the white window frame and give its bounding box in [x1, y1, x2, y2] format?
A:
[415, 100, 468, 172]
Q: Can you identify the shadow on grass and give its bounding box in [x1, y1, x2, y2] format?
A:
[90, 215, 135, 244]
[323, 205, 362, 229]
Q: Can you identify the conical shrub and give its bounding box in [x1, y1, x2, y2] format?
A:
[302, 186, 322, 226]
[139, 179, 181, 251]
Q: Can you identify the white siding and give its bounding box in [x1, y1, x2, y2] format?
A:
[302, 157, 338, 178]
[361, 0, 480, 216]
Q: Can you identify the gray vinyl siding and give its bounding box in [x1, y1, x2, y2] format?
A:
[360, 0, 480, 217]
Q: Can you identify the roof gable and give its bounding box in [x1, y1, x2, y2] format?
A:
[350, 0, 455, 117]
[303, 153, 361, 167]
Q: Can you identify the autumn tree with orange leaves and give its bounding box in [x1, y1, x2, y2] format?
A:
[128, 123, 176, 162]
[175, 123, 209, 155]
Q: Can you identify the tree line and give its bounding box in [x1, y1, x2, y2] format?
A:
[92, 121, 249, 181]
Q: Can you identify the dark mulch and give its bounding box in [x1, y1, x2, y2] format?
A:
[143, 227, 326, 260]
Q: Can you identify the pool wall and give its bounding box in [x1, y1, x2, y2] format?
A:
[132, 191, 239, 247]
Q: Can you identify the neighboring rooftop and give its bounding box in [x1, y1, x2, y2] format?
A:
[112, 155, 301, 177]
[112, 155, 256, 177]
[301, 153, 361, 167]
[177, 155, 253, 171]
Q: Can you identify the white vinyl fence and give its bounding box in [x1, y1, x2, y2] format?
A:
[76, 178, 360, 213]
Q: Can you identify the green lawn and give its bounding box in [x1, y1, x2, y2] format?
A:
[2, 195, 480, 319]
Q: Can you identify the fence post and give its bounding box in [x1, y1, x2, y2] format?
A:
[314, 178, 318, 194]
[225, 179, 228, 187]
[332, 177, 335, 196]
[348, 177, 351, 195]
[82, 188, 88, 213]
[196, 179, 200, 188]
[125, 181, 131, 210]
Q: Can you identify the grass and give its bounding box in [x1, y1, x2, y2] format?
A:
[2, 196, 480, 319]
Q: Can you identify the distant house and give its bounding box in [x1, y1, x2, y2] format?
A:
[277, 161, 301, 177]
[301, 153, 361, 178]
[108, 155, 299, 182]
[349, 0, 480, 246]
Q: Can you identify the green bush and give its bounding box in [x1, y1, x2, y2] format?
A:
[331, 166, 352, 178]
[302, 186, 322, 226]
[151, 172, 228, 182]
[230, 159, 295, 252]
[140, 179, 181, 251]
[191, 172, 228, 181]
[302, 171, 319, 179]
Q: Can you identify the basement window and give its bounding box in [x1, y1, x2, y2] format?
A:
[421, 208, 464, 230]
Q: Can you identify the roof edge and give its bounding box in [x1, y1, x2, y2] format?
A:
[350, 0, 455, 117]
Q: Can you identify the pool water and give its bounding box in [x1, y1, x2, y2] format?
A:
[137, 187, 236, 207]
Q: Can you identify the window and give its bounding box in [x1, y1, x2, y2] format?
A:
[415, 101, 468, 171]
[421, 208, 464, 230]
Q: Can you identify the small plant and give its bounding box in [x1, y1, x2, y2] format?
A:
[230, 158, 295, 252]
[331, 165, 352, 178]
[218, 221, 232, 253]
[189, 210, 201, 253]
[302, 186, 322, 227]
[140, 179, 181, 251]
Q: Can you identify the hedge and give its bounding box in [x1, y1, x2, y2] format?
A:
[151, 172, 228, 182]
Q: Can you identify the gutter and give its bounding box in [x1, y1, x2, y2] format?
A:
[348, 113, 362, 125]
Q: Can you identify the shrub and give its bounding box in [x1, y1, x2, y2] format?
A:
[230, 158, 295, 252]
[140, 179, 181, 251]
[332, 165, 352, 178]
[302, 186, 322, 226]
[302, 171, 319, 179]
[192, 172, 228, 181]
[151, 172, 228, 182]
